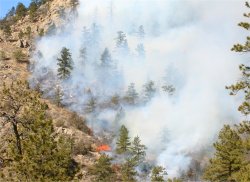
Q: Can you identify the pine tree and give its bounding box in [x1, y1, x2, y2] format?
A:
[16, 2, 27, 19]
[5, 7, 15, 18]
[54, 85, 63, 107]
[225, 3, 250, 180]
[0, 80, 78, 181]
[116, 125, 131, 154]
[100, 48, 112, 68]
[115, 31, 129, 54]
[136, 43, 145, 58]
[29, 1, 38, 21]
[79, 47, 87, 66]
[125, 83, 139, 105]
[85, 96, 97, 114]
[3, 25, 11, 37]
[151, 166, 167, 182]
[137, 25, 145, 39]
[89, 154, 115, 182]
[57, 47, 73, 80]
[162, 84, 176, 96]
[26, 26, 32, 39]
[142, 81, 156, 102]
[18, 30, 24, 39]
[0, 81, 40, 155]
[120, 158, 137, 182]
[203, 125, 244, 181]
[131, 136, 146, 164]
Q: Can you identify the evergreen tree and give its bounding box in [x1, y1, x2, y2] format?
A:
[0, 81, 39, 155]
[116, 125, 131, 154]
[26, 26, 32, 39]
[89, 154, 115, 182]
[5, 7, 15, 19]
[100, 48, 112, 68]
[225, 3, 250, 180]
[137, 25, 145, 39]
[79, 47, 87, 66]
[203, 125, 244, 181]
[120, 158, 137, 182]
[54, 85, 63, 107]
[115, 31, 129, 54]
[57, 47, 73, 80]
[136, 43, 145, 58]
[125, 83, 139, 105]
[0, 81, 78, 181]
[3, 25, 11, 37]
[29, 1, 38, 21]
[18, 30, 24, 39]
[131, 136, 147, 164]
[142, 80, 156, 102]
[151, 166, 167, 182]
[85, 96, 97, 114]
[162, 84, 176, 96]
[16, 2, 27, 19]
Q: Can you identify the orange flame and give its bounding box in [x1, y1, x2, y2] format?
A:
[96, 145, 111, 152]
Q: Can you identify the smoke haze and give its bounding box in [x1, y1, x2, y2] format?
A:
[30, 0, 247, 177]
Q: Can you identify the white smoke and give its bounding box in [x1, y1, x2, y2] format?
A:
[30, 0, 247, 178]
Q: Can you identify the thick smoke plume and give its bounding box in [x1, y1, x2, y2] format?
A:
[30, 0, 247, 177]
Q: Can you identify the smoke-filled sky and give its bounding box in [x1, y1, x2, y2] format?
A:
[30, 0, 248, 178]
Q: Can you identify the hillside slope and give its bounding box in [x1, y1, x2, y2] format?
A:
[0, 1, 100, 181]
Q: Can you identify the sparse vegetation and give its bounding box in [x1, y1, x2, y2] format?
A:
[13, 49, 26, 62]
[0, 51, 7, 61]
[70, 112, 89, 132]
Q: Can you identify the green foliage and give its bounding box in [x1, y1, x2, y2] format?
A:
[167, 178, 183, 182]
[203, 125, 244, 181]
[57, 47, 73, 80]
[120, 158, 137, 182]
[38, 28, 45, 36]
[224, 3, 250, 180]
[18, 30, 24, 39]
[72, 139, 91, 156]
[0, 81, 41, 155]
[142, 80, 156, 102]
[3, 25, 11, 37]
[0, 51, 7, 61]
[85, 96, 97, 113]
[15, 3, 27, 19]
[89, 154, 115, 182]
[151, 166, 167, 182]
[54, 86, 63, 107]
[131, 136, 147, 164]
[26, 26, 32, 39]
[5, 7, 16, 19]
[231, 2, 250, 52]
[226, 64, 250, 115]
[116, 125, 131, 154]
[13, 49, 26, 62]
[29, 2, 38, 21]
[70, 112, 89, 133]
[0, 81, 78, 181]
[125, 83, 139, 105]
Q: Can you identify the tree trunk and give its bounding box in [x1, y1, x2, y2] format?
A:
[12, 122, 22, 155]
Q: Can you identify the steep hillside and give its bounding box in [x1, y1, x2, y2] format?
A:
[0, 1, 100, 181]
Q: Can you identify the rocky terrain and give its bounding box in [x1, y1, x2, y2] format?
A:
[0, 0, 101, 181]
